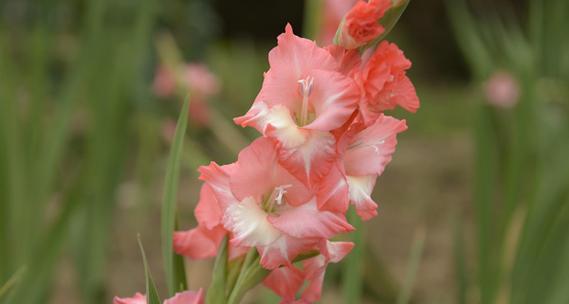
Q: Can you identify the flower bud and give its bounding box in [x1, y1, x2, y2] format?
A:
[334, 0, 410, 50]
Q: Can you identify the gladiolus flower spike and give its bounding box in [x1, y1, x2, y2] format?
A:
[115, 1, 418, 303]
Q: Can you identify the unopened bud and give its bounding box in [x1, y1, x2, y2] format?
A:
[334, 0, 410, 50]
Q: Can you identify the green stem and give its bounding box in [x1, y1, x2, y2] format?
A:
[226, 250, 262, 304]
[343, 209, 364, 303]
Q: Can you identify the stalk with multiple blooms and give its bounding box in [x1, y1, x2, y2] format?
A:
[115, 0, 418, 303]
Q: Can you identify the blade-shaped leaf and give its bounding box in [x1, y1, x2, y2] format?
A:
[206, 237, 228, 304]
[161, 96, 190, 296]
[138, 236, 161, 304]
[173, 220, 187, 293]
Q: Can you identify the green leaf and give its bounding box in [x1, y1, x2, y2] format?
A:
[138, 236, 161, 304]
[161, 96, 190, 296]
[172, 220, 188, 293]
[206, 237, 228, 304]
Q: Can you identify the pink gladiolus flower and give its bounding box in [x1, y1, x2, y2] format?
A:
[336, 0, 391, 49]
[484, 71, 519, 108]
[318, 114, 407, 220]
[177, 138, 354, 269]
[129, 1, 419, 302]
[263, 241, 354, 302]
[113, 289, 204, 304]
[342, 115, 407, 219]
[163, 289, 205, 304]
[235, 24, 359, 186]
[354, 41, 419, 124]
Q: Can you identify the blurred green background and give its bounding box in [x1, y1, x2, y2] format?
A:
[1, 0, 568, 303]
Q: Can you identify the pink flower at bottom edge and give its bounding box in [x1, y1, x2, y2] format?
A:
[113, 289, 204, 304]
[164, 289, 205, 304]
[263, 241, 354, 303]
[113, 293, 146, 304]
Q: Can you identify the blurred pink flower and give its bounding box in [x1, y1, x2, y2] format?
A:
[484, 71, 519, 108]
[161, 118, 177, 144]
[153, 63, 220, 126]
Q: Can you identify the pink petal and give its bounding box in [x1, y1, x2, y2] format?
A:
[173, 225, 225, 259]
[258, 236, 318, 269]
[347, 175, 379, 220]
[247, 68, 357, 135]
[194, 184, 222, 230]
[277, 130, 336, 187]
[344, 114, 407, 176]
[375, 75, 420, 113]
[251, 24, 338, 114]
[113, 292, 146, 304]
[320, 240, 355, 263]
[198, 162, 239, 210]
[236, 103, 307, 149]
[300, 256, 327, 302]
[317, 162, 349, 213]
[228, 243, 250, 260]
[300, 241, 354, 302]
[230, 137, 311, 206]
[326, 45, 361, 75]
[163, 289, 205, 304]
[268, 199, 354, 239]
[263, 265, 304, 300]
[302, 69, 359, 132]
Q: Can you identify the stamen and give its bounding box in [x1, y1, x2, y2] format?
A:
[297, 76, 314, 126]
[265, 184, 293, 212]
[274, 184, 292, 206]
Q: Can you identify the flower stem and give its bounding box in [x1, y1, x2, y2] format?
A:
[226, 250, 265, 304]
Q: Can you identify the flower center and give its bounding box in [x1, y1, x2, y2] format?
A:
[297, 75, 314, 126]
[263, 184, 292, 213]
